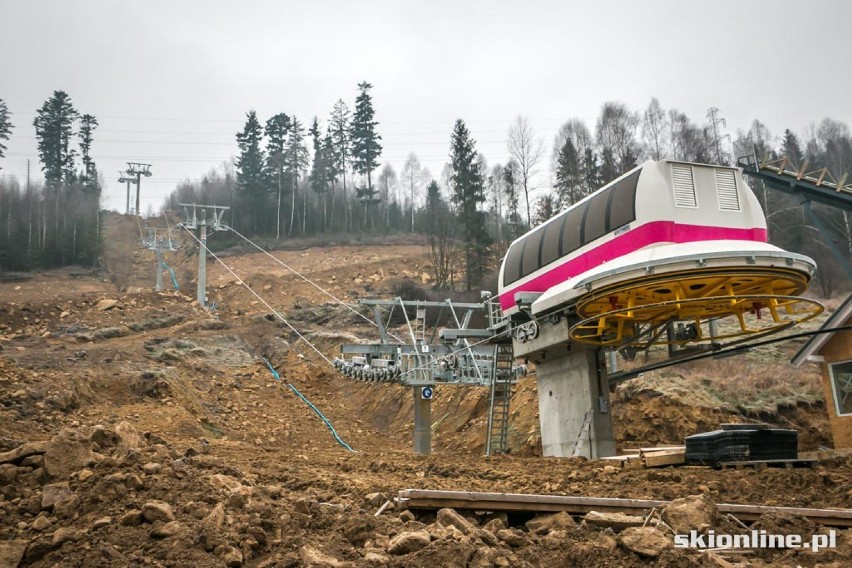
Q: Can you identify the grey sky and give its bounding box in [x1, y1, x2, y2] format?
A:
[1, 0, 850, 213]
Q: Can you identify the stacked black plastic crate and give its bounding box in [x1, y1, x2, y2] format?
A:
[685, 424, 798, 466]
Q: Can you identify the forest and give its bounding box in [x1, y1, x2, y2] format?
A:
[0, 87, 850, 294]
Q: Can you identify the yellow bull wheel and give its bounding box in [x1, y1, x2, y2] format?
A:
[567, 268, 822, 347]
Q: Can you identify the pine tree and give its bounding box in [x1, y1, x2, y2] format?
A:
[265, 113, 291, 239]
[449, 119, 489, 290]
[78, 114, 99, 194]
[235, 110, 267, 234]
[0, 98, 13, 168]
[350, 82, 382, 197]
[33, 91, 79, 189]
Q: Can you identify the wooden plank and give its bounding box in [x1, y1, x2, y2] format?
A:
[397, 489, 852, 527]
[642, 452, 686, 468]
[638, 446, 685, 457]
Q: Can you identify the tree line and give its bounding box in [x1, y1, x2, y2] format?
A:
[0, 91, 102, 272]
[0, 88, 849, 295]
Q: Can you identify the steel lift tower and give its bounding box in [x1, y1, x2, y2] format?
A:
[179, 203, 229, 307]
[141, 227, 179, 291]
[126, 163, 152, 217]
[118, 171, 135, 215]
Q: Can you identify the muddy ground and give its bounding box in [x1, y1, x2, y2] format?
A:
[0, 213, 850, 567]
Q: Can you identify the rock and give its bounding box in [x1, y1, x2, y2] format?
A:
[95, 299, 119, 311]
[52, 526, 84, 546]
[0, 441, 47, 465]
[31, 514, 54, 531]
[26, 495, 42, 515]
[209, 473, 243, 493]
[0, 464, 18, 484]
[202, 502, 226, 529]
[496, 528, 530, 547]
[77, 468, 94, 482]
[53, 495, 81, 520]
[437, 507, 476, 535]
[363, 551, 389, 565]
[661, 494, 718, 534]
[41, 482, 73, 510]
[474, 528, 499, 546]
[526, 511, 577, 535]
[364, 492, 388, 508]
[482, 518, 506, 534]
[142, 462, 162, 475]
[584, 510, 646, 532]
[92, 516, 112, 530]
[216, 545, 244, 568]
[126, 474, 144, 490]
[398, 510, 415, 523]
[20, 455, 44, 469]
[120, 509, 143, 526]
[114, 421, 145, 454]
[0, 540, 28, 568]
[142, 500, 175, 523]
[299, 544, 343, 566]
[43, 429, 96, 481]
[150, 520, 186, 539]
[387, 529, 431, 555]
[617, 526, 672, 557]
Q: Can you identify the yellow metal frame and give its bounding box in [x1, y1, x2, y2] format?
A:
[567, 268, 823, 348]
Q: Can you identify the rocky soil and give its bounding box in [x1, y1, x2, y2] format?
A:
[0, 213, 850, 567]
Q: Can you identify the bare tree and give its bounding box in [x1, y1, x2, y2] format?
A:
[400, 153, 424, 231]
[595, 102, 639, 182]
[506, 116, 544, 227]
[642, 98, 668, 160]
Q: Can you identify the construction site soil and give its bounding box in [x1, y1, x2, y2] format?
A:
[0, 213, 849, 567]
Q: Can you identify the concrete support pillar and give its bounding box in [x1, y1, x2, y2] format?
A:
[535, 349, 616, 458]
[197, 223, 207, 307]
[154, 248, 164, 292]
[413, 387, 432, 455]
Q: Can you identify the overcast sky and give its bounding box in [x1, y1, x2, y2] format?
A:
[1, 0, 850, 213]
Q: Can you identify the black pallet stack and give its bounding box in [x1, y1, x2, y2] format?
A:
[685, 424, 798, 466]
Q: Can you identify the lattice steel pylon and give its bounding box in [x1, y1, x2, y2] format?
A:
[179, 203, 229, 307]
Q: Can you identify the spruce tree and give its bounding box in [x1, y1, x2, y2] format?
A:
[329, 99, 352, 230]
[350, 82, 382, 196]
[554, 138, 583, 208]
[78, 114, 99, 193]
[284, 117, 309, 236]
[235, 110, 267, 234]
[449, 119, 489, 290]
[781, 129, 804, 166]
[33, 91, 79, 189]
[0, 98, 12, 168]
[265, 113, 291, 239]
[308, 117, 330, 230]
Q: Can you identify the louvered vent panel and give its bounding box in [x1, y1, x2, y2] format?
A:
[671, 164, 697, 207]
[715, 169, 740, 210]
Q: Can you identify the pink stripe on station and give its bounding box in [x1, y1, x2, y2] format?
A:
[498, 221, 767, 311]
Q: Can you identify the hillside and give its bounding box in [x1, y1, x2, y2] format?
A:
[0, 212, 849, 568]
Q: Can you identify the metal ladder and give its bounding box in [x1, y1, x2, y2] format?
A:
[485, 343, 515, 456]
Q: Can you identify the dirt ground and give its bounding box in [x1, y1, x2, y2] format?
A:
[0, 212, 850, 567]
